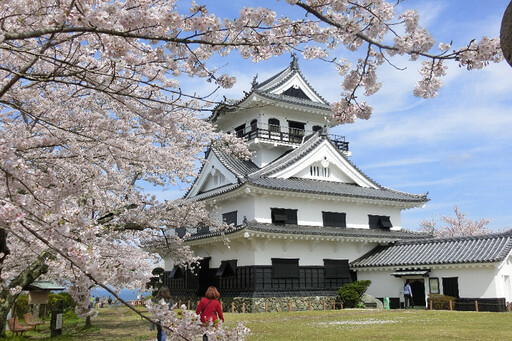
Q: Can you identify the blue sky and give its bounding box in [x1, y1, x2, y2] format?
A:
[153, 1, 512, 231]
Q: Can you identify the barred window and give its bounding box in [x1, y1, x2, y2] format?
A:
[272, 258, 299, 279]
[322, 212, 346, 228]
[271, 208, 298, 225]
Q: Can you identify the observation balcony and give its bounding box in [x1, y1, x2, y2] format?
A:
[234, 124, 349, 152]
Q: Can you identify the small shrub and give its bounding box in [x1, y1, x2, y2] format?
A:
[14, 294, 29, 319]
[429, 294, 456, 310]
[338, 280, 372, 308]
[47, 292, 77, 316]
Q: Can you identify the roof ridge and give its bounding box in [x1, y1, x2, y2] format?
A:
[397, 230, 512, 245]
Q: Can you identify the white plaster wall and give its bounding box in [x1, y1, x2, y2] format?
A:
[357, 261, 512, 303]
[429, 267, 501, 298]
[293, 161, 354, 183]
[189, 237, 378, 268]
[496, 255, 512, 301]
[251, 238, 378, 266]
[250, 145, 290, 168]
[191, 238, 256, 268]
[356, 271, 405, 299]
[211, 197, 255, 226]
[253, 194, 403, 229]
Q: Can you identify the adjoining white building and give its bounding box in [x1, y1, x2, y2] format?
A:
[162, 56, 512, 312]
[352, 232, 512, 310]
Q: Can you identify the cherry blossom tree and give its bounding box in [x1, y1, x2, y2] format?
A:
[420, 206, 492, 238]
[0, 0, 505, 338]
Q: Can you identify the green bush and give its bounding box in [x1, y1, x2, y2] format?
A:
[429, 294, 456, 310]
[14, 294, 29, 319]
[47, 292, 77, 316]
[338, 280, 372, 308]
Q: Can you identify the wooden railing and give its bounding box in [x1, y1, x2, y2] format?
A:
[235, 126, 349, 151]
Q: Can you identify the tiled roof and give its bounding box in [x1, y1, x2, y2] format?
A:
[254, 56, 329, 105]
[209, 58, 330, 122]
[186, 133, 427, 203]
[185, 222, 429, 242]
[248, 177, 427, 203]
[27, 281, 66, 291]
[250, 133, 382, 189]
[187, 183, 242, 201]
[212, 149, 260, 178]
[350, 230, 512, 268]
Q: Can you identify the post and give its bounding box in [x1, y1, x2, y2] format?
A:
[220, 300, 223, 311]
[288, 302, 291, 312]
[429, 299, 433, 310]
[332, 300, 335, 310]
[50, 300, 64, 337]
[308, 301, 312, 311]
[242, 302, 246, 313]
[449, 300, 453, 311]
[323, 301, 326, 311]
[475, 300, 479, 312]
[178, 300, 181, 307]
[265, 301, 268, 313]
[340, 301, 343, 310]
[231, 302, 235, 313]
[187, 300, 190, 310]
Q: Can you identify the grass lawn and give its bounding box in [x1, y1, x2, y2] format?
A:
[5, 306, 512, 340]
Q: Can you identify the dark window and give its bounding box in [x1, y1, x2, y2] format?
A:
[216, 260, 237, 278]
[175, 227, 187, 238]
[288, 121, 305, 134]
[197, 224, 209, 234]
[268, 118, 280, 132]
[250, 119, 258, 132]
[368, 215, 392, 229]
[442, 277, 459, 298]
[272, 258, 299, 279]
[312, 125, 323, 133]
[322, 212, 346, 228]
[222, 211, 237, 226]
[271, 208, 298, 225]
[169, 266, 184, 279]
[324, 259, 350, 279]
[235, 124, 245, 138]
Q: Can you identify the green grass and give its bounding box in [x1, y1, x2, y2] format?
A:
[6, 307, 512, 340]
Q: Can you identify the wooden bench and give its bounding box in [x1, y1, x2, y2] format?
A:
[24, 312, 46, 330]
[7, 317, 34, 336]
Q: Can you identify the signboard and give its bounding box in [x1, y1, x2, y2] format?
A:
[55, 313, 62, 329]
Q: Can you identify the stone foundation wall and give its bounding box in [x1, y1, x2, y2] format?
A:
[171, 295, 340, 313]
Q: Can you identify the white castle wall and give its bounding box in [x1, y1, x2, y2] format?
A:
[213, 194, 403, 229]
[357, 259, 512, 305]
[187, 236, 378, 268]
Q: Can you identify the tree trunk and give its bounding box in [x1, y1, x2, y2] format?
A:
[501, 1, 512, 67]
[0, 251, 51, 337]
[84, 315, 92, 329]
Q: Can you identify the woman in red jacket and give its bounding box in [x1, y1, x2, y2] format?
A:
[196, 286, 224, 325]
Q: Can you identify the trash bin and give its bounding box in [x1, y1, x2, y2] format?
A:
[383, 297, 390, 309]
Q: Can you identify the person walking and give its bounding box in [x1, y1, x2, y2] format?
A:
[196, 286, 224, 341]
[404, 280, 414, 309]
[154, 287, 174, 341]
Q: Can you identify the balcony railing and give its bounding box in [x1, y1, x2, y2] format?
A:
[234, 126, 349, 152]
